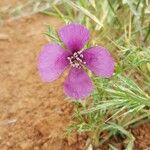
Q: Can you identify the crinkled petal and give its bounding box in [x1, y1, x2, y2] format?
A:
[64, 68, 93, 99]
[59, 23, 90, 52]
[83, 46, 115, 77]
[38, 44, 70, 82]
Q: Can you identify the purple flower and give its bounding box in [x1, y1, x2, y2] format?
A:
[38, 23, 114, 99]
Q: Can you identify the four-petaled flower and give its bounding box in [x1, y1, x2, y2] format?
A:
[38, 23, 114, 99]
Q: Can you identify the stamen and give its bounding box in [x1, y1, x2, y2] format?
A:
[67, 51, 86, 68]
[80, 54, 83, 58]
[78, 51, 82, 54]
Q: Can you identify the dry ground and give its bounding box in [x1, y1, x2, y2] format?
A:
[0, 1, 150, 150]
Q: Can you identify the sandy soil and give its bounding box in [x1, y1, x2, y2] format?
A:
[0, 1, 150, 150]
[0, 13, 87, 150]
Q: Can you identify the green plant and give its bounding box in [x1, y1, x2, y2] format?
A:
[42, 0, 150, 149]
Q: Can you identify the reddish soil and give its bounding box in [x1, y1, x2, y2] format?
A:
[0, 1, 150, 150]
[0, 12, 87, 150]
[133, 122, 150, 150]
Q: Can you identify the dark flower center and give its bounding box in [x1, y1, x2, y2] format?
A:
[67, 51, 86, 68]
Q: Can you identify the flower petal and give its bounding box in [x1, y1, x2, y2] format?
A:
[64, 68, 93, 99]
[83, 46, 115, 77]
[59, 23, 90, 52]
[38, 44, 69, 82]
